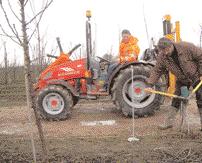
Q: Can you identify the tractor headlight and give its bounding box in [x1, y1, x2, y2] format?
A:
[86, 10, 91, 18]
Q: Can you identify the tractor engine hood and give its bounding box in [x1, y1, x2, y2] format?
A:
[37, 58, 87, 89]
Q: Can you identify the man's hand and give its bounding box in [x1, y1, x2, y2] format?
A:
[200, 76, 202, 81]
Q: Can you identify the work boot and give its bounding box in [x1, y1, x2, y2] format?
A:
[158, 106, 178, 130]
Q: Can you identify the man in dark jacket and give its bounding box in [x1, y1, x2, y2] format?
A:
[147, 37, 202, 131]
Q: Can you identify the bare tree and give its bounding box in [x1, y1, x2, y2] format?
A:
[3, 41, 8, 84]
[29, 0, 54, 75]
[200, 25, 202, 48]
[9, 50, 18, 83]
[29, 0, 46, 72]
[13, 51, 17, 82]
[0, 0, 53, 162]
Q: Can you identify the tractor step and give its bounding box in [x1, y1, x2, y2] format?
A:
[87, 92, 109, 96]
[80, 95, 97, 100]
[79, 91, 109, 100]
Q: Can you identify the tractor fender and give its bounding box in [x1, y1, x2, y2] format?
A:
[108, 61, 155, 93]
[47, 79, 79, 96]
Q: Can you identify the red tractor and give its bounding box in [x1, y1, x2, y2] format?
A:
[35, 12, 165, 120]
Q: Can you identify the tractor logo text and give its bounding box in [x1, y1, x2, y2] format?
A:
[61, 67, 75, 72]
[58, 67, 80, 77]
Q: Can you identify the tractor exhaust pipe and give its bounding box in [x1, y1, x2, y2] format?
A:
[56, 37, 63, 53]
[163, 15, 172, 35]
[86, 10, 92, 70]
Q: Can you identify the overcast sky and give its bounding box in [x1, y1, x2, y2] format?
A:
[0, 0, 202, 65]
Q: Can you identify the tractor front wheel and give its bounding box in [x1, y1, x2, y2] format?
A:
[36, 85, 73, 120]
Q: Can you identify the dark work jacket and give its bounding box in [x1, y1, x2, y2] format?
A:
[147, 41, 202, 85]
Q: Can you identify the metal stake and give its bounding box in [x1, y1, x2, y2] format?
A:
[128, 67, 139, 142]
[180, 100, 190, 134]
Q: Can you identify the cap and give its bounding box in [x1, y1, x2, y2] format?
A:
[122, 29, 131, 35]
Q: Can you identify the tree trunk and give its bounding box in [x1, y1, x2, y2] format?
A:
[20, 1, 48, 162]
[37, 25, 43, 72]
[200, 26, 202, 48]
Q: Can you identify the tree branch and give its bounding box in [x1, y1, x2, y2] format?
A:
[28, 16, 42, 42]
[27, 0, 53, 42]
[0, 33, 20, 38]
[8, 0, 21, 23]
[0, 25, 21, 45]
[24, 0, 29, 6]
[13, 24, 22, 44]
[26, 0, 53, 25]
[0, 2, 22, 44]
[29, 0, 36, 16]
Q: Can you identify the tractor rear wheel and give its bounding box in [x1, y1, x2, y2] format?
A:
[112, 64, 165, 117]
[36, 85, 73, 120]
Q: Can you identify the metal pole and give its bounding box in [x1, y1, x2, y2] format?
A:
[132, 68, 135, 138]
[86, 20, 91, 70]
[128, 67, 139, 142]
[94, 23, 97, 57]
[200, 25, 202, 48]
[56, 37, 63, 53]
[142, 4, 150, 49]
[180, 101, 190, 134]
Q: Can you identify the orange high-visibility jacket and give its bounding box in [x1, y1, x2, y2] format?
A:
[119, 35, 140, 63]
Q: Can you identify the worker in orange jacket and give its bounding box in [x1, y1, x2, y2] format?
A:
[119, 29, 140, 63]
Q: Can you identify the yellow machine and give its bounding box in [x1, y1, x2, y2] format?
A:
[163, 15, 181, 94]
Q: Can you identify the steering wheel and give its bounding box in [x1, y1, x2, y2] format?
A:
[96, 56, 110, 63]
[47, 54, 58, 59]
[68, 44, 81, 56]
[47, 44, 81, 59]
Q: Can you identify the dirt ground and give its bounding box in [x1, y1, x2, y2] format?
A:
[1, 99, 202, 162]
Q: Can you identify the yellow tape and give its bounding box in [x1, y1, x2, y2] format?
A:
[192, 80, 202, 94]
[144, 88, 185, 99]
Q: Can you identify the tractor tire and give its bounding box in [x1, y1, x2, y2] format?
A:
[111, 64, 164, 117]
[36, 85, 73, 121]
